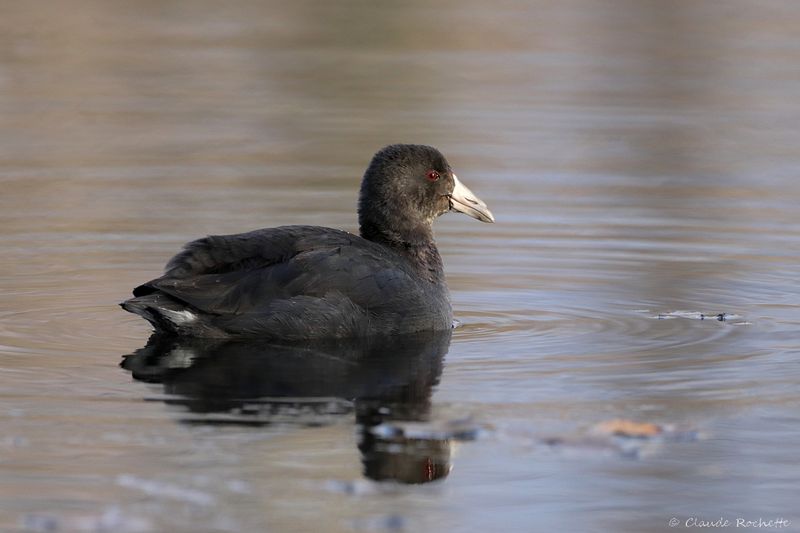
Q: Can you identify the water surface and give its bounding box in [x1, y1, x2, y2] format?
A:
[1, 1, 799, 532]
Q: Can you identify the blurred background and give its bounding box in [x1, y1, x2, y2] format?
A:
[1, 1, 798, 532]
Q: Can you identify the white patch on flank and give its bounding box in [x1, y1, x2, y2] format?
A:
[161, 309, 197, 325]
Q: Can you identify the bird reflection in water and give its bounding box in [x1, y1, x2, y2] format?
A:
[121, 330, 455, 484]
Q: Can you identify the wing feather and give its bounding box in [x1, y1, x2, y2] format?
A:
[132, 225, 420, 320]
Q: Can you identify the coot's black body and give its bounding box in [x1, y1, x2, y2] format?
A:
[122, 144, 493, 339]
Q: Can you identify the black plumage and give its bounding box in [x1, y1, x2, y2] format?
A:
[121, 144, 494, 339]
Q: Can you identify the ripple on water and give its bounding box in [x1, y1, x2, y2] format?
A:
[0, 266, 151, 357]
[452, 289, 745, 359]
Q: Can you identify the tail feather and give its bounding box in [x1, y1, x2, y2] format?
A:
[121, 293, 204, 335]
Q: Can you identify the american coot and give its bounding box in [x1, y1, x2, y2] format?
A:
[121, 144, 494, 339]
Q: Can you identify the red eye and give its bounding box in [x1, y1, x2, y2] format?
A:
[426, 170, 441, 182]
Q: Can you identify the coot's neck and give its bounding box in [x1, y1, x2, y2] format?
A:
[359, 220, 445, 283]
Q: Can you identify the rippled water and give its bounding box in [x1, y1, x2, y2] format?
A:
[2, 1, 799, 532]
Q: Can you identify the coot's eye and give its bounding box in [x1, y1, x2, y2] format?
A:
[426, 170, 441, 182]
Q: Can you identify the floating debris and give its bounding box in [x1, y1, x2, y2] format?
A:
[591, 418, 662, 438]
[540, 418, 700, 459]
[370, 416, 484, 442]
[642, 310, 745, 323]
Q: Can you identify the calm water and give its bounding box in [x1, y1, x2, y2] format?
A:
[2, 1, 799, 532]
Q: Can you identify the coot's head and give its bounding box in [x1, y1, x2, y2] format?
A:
[358, 144, 493, 245]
